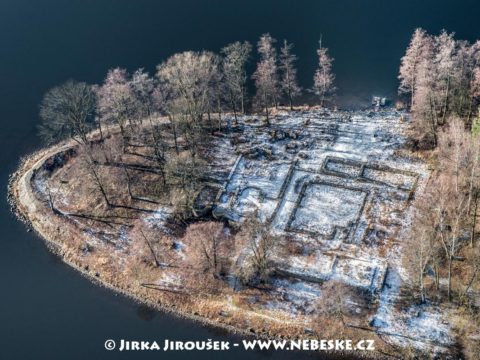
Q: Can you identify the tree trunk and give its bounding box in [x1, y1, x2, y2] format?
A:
[288, 88, 293, 111]
[463, 265, 479, 297]
[441, 78, 451, 125]
[90, 164, 110, 207]
[217, 97, 222, 131]
[420, 271, 426, 303]
[118, 122, 128, 153]
[123, 165, 133, 199]
[447, 256, 453, 301]
[428, 95, 438, 147]
[140, 229, 160, 267]
[233, 106, 238, 125]
[410, 83, 415, 110]
[471, 192, 478, 247]
[240, 88, 245, 114]
[207, 110, 213, 134]
[169, 115, 179, 155]
[153, 144, 167, 186]
[98, 119, 104, 141]
[467, 97, 475, 128]
[212, 238, 218, 275]
[263, 91, 270, 125]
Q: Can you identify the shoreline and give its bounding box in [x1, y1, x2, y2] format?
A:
[6, 110, 420, 360]
[7, 140, 384, 360]
[6, 142, 257, 338]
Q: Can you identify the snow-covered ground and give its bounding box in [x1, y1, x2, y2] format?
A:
[32, 108, 450, 352]
[209, 109, 449, 351]
[214, 109, 422, 289]
[372, 267, 453, 351]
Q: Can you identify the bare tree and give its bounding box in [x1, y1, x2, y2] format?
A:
[96, 68, 135, 147]
[157, 51, 219, 155]
[166, 152, 207, 219]
[467, 59, 480, 125]
[434, 177, 467, 301]
[398, 28, 431, 109]
[450, 40, 480, 121]
[410, 37, 438, 146]
[82, 150, 111, 206]
[312, 38, 336, 107]
[184, 221, 232, 277]
[436, 120, 471, 300]
[135, 225, 176, 268]
[462, 246, 480, 298]
[402, 30, 480, 145]
[409, 116, 480, 303]
[433, 30, 457, 125]
[315, 281, 367, 326]
[221, 41, 252, 123]
[235, 214, 280, 284]
[252, 33, 279, 123]
[466, 133, 480, 247]
[404, 203, 436, 303]
[205, 54, 224, 132]
[156, 51, 219, 126]
[279, 40, 302, 110]
[38, 80, 96, 145]
[130, 68, 156, 123]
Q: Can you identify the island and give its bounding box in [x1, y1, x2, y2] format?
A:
[8, 31, 480, 359]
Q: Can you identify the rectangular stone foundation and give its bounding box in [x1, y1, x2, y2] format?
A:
[287, 182, 368, 241]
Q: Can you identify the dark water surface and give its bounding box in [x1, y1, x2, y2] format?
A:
[1, 1, 479, 359]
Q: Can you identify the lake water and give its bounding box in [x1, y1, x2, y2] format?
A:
[1, 0, 479, 359]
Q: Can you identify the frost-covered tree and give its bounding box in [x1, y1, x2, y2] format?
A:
[433, 30, 457, 124]
[166, 153, 207, 218]
[457, 41, 480, 123]
[410, 42, 438, 145]
[398, 28, 431, 108]
[157, 51, 220, 156]
[39, 80, 96, 145]
[312, 39, 335, 107]
[183, 222, 232, 277]
[470, 68, 480, 124]
[205, 54, 224, 132]
[410, 117, 480, 302]
[157, 51, 219, 125]
[221, 41, 252, 122]
[96, 68, 135, 142]
[252, 33, 279, 123]
[402, 30, 480, 144]
[234, 214, 281, 284]
[404, 201, 436, 303]
[130, 68, 156, 123]
[279, 40, 301, 110]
